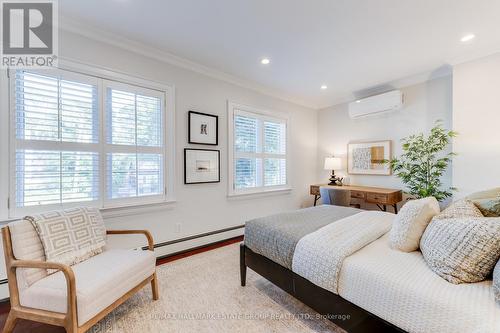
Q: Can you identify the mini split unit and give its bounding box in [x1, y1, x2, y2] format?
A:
[348, 90, 404, 119]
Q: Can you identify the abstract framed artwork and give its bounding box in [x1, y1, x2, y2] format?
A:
[347, 140, 392, 175]
[188, 111, 218, 145]
[184, 148, 220, 184]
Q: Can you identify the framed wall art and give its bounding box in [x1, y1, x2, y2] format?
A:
[184, 148, 220, 184]
[188, 111, 218, 145]
[347, 140, 392, 175]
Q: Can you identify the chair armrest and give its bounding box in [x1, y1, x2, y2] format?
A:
[10, 259, 77, 314]
[106, 230, 155, 251]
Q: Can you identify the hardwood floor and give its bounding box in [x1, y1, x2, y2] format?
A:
[0, 235, 243, 333]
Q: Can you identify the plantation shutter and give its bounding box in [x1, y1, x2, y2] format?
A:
[14, 70, 100, 208]
[104, 83, 164, 201]
[263, 121, 287, 186]
[233, 109, 287, 192]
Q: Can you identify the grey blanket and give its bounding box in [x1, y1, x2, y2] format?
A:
[244, 205, 361, 269]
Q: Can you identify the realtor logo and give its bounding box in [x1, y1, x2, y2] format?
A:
[1, 0, 58, 67]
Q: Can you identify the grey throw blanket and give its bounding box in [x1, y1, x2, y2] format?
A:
[244, 205, 361, 269]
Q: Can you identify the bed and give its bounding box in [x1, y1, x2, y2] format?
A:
[240, 205, 500, 333]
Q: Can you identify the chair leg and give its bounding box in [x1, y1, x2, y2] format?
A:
[64, 319, 78, 333]
[151, 273, 159, 300]
[2, 312, 18, 333]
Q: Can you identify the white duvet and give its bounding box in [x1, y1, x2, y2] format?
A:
[338, 233, 500, 333]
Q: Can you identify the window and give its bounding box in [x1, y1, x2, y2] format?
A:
[228, 102, 289, 195]
[10, 68, 171, 216]
[104, 82, 164, 202]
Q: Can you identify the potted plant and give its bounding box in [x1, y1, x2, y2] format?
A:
[387, 121, 457, 202]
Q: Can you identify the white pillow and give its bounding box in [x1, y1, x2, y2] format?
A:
[389, 197, 440, 252]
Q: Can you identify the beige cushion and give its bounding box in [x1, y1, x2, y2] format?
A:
[19, 249, 156, 325]
[389, 197, 440, 252]
[435, 199, 483, 219]
[472, 198, 500, 217]
[27, 207, 106, 272]
[420, 216, 500, 284]
[494, 261, 500, 305]
[466, 188, 500, 217]
[8, 219, 47, 289]
[466, 188, 500, 200]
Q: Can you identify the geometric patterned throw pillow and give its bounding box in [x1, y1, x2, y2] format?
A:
[25, 207, 106, 273]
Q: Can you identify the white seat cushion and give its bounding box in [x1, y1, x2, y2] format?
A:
[338, 234, 500, 333]
[19, 249, 156, 325]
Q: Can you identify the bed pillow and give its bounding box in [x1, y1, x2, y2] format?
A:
[466, 188, 500, 217]
[466, 188, 500, 200]
[389, 197, 440, 252]
[472, 197, 500, 217]
[494, 261, 500, 305]
[26, 207, 106, 273]
[434, 199, 483, 220]
[420, 216, 500, 284]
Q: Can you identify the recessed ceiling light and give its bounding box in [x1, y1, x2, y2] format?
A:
[261, 58, 270, 65]
[460, 34, 475, 42]
[356, 100, 361, 103]
[320, 85, 327, 90]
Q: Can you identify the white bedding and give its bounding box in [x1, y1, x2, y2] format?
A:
[338, 234, 500, 333]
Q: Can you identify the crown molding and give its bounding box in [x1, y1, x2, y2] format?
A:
[448, 46, 500, 67]
[59, 17, 319, 110]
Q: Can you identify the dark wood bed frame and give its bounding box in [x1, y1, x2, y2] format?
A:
[240, 244, 406, 333]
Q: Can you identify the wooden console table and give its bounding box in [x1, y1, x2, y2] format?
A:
[310, 184, 403, 213]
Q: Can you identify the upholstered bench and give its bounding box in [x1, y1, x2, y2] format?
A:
[1, 209, 159, 333]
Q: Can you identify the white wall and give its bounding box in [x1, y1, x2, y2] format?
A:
[0, 30, 318, 298]
[316, 76, 453, 208]
[452, 52, 500, 197]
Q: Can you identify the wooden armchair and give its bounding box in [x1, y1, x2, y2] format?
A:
[2, 226, 159, 333]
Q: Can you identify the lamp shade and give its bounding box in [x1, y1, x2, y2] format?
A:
[324, 157, 341, 170]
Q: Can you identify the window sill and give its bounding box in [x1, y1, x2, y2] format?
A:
[227, 187, 292, 199]
[101, 198, 177, 219]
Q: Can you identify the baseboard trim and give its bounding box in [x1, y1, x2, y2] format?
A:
[156, 235, 243, 264]
[144, 224, 245, 250]
[0, 224, 245, 289]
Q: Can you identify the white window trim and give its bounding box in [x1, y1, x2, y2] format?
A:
[5, 60, 176, 219]
[227, 101, 291, 197]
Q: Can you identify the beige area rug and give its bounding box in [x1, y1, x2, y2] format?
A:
[89, 243, 346, 333]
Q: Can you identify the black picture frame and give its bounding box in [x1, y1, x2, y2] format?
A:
[184, 148, 221, 184]
[188, 111, 219, 145]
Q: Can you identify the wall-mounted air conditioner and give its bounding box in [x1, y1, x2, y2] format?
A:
[348, 90, 404, 119]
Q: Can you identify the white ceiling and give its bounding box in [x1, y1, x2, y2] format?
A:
[60, 0, 500, 109]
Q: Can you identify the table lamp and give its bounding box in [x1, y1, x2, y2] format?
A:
[324, 157, 343, 186]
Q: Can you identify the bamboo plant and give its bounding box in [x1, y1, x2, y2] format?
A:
[387, 121, 457, 202]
